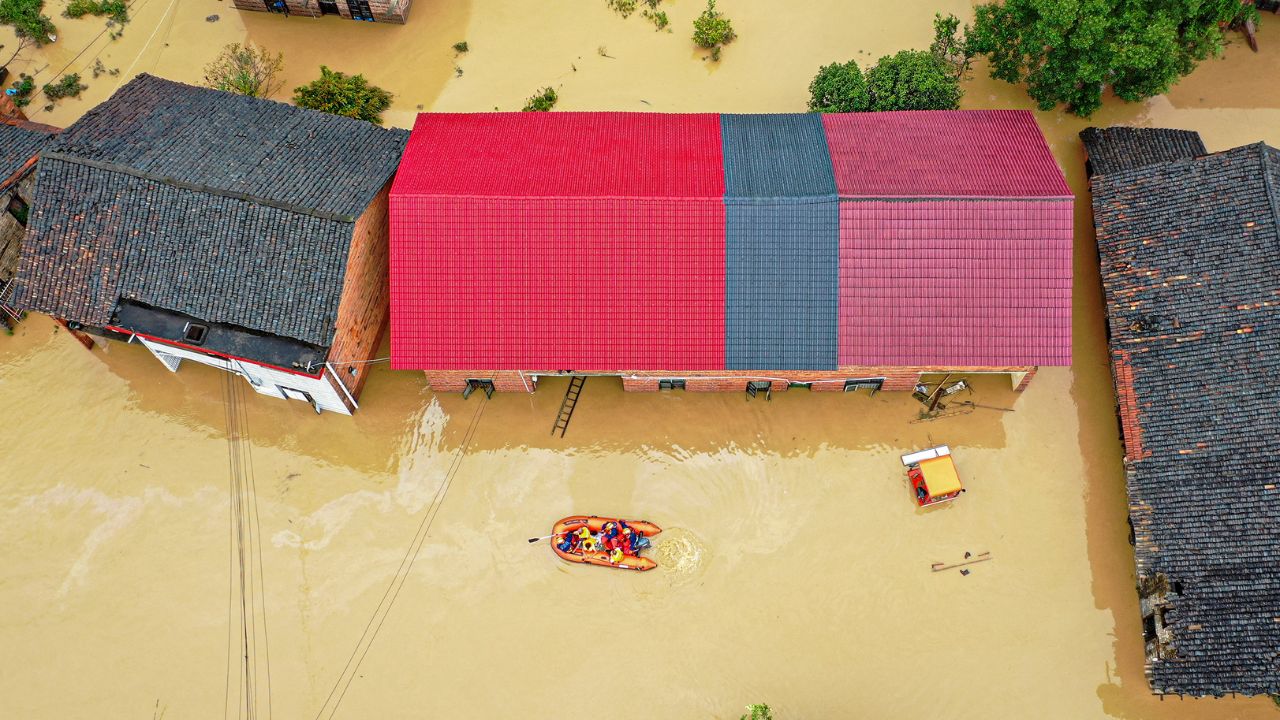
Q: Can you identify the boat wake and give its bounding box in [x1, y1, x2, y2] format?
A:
[654, 528, 707, 584]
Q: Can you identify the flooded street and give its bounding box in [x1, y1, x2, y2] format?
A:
[4, 1, 1280, 717]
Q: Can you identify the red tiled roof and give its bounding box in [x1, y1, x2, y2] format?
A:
[823, 110, 1072, 198]
[838, 200, 1073, 366]
[391, 113, 728, 370]
[392, 112, 725, 198]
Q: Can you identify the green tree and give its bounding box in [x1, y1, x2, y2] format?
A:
[293, 66, 393, 125]
[692, 0, 735, 61]
[807, 60, 869, 113]
[969, 0, 1248, 117]
[0, 0, 56, 44]
[741, 704, 773, 720]
[865, 50, 961, 111]
[203, 43, 285, 98]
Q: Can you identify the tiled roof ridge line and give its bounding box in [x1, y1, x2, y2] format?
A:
[1259, 143, 1280, 240]
[43, 150, 361, 224]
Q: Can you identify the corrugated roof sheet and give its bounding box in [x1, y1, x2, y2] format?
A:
[1091, 141, 1280, 696]
[50, 74, 407, 219]
[823, 110, 1071, 198]
[393, 112, 725, 198]
[838, 199, 1073, 366]
[390, 195, 726, 370]
[15, 159, 354, 346]
[721, 113, 839, 369]
[1080, 126, 1207, 177]
[720, 113, 836, 198]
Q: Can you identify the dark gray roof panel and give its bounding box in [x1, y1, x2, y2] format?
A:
[14, 159, 352, 346]
[725, 199, 839, 370]
[721, 113, 837, 199]
[1091, 141, 1280, 696]
[1080, 126, 1207, 177]
[50, 74, 407, 219]
[0, 121, 56, 187]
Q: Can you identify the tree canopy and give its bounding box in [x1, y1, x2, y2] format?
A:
[807, 60, 869, 113]
[969, 0, 1249, 117]
[865, 50, 961, 111]
[292, 66, 392, 125]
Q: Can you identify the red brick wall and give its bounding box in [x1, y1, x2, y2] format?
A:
[325, 183, 391, 408]
[422, 366, 1038, 395]
[229, 0, 412, 23]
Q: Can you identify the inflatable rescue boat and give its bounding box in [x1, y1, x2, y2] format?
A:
[551, 515, 661, 571]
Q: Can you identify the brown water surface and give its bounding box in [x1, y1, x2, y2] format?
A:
[3, 2, 1280, 718]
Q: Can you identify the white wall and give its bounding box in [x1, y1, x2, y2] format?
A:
[136, 336, 352, 415]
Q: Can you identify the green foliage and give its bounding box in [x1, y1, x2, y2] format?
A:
[63, 0, 127, 24]
[643, 8, 668, 30]
[452, 40, 469, 53]
[969, 0, 1243, 117]
[807, 60, 869, 113]
[741, 704, 773, 720]
[8, 73, 35, 107]
[865, 50, 961, 111]
[204, 42, 285, 98]
[692, 0, 735, 59]
[293, 66, 393, 125]
[42, 73, 85, 101]
[929, 12, 974, 79]
[522, 86, 557, 112]
[607, 0, 638, 17]
[0, 0, 57, 44]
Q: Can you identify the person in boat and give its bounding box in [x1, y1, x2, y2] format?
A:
[556, 531, 579, 553]
[576, 526, 599, 552]
[609, 546, 625, 564]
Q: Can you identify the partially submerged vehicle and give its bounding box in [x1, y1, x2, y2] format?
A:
[901, 445, 964, 507]
[551, 515, 661, 571]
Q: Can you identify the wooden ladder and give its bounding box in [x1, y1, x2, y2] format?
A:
[551, 376, 586, 438]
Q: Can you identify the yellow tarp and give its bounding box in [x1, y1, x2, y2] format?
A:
[920, 456, 962, 496]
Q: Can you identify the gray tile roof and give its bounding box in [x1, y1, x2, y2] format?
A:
[1089, 141, 1280, 696]
[48, 74, 407, 220]
[0, 121, 56, 190]
[1080, 126, 1207, 177]
[13, 75, 406, 347]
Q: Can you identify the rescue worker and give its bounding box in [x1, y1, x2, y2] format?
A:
[609, 546, 625, 564]
[576, 526, 598, 552]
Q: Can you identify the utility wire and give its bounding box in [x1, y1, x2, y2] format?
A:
[312, 396, 489, 720]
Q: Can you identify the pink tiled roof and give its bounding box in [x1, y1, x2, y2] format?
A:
[392, 112, 725, 198]
[823, 111, 1072, 198]
[838, 200, 1073, 366]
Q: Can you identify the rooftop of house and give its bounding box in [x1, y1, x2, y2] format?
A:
[1080, 126, 1208, 177]
[0, 119, 58, 192]
[390, 111, 1072, 371]
[1087, 132, 1280, 696]
[14, 74, 408, 351]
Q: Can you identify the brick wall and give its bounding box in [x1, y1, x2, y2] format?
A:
[325, 182, 392, 408]
[422, 366, 1039, 395]
[229, 0, 412, 23]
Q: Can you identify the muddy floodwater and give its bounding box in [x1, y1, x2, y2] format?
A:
[4, 1, 1280, 718]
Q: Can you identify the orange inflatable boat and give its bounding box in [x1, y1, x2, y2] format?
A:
[551, 516, 661, 571]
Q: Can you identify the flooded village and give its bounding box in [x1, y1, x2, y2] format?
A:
[2, 0, 1279, 718]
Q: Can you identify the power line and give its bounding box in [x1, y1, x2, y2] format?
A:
[313, 395, 489, 720]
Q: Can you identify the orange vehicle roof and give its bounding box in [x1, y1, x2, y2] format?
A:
[920, 456, 962, 496]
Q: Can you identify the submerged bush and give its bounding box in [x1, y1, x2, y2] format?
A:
[42, 73, 86, 101]
[522, 86, 557, 112]
[692, 0, 735, 60]
[63, 0, 127, 24]
[293, 66, 393, 125]
[807, 60, 868, 113]
[741, 704, 773, 720]
[9, 72, 36, 107]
